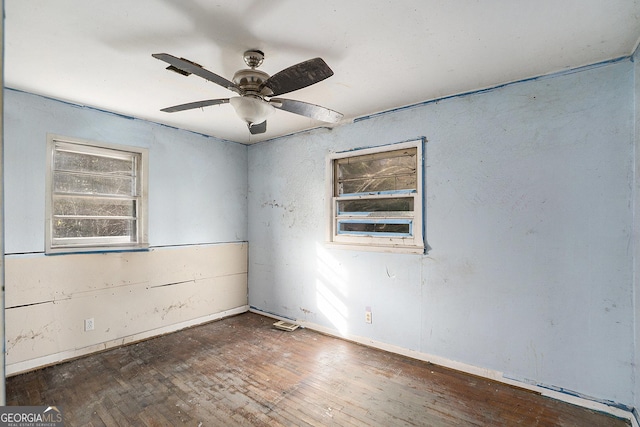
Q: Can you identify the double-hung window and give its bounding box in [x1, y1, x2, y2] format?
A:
[327, 139, 424, 253]
[46, 135, 148, 253]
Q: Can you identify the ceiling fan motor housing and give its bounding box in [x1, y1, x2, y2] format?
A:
[232, 69, 273, 97]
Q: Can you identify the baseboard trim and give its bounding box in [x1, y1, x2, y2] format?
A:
[250, 307, 636, 425]
[7, 305, 250, 376]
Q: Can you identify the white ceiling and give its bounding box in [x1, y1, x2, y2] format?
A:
[5, 0, 640, 144]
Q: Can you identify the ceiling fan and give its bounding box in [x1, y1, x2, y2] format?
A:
[152, 50, 343, 135]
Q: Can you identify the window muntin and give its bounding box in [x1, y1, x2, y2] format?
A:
[46, 136, 148, 253]
[328, 140, 424, 253]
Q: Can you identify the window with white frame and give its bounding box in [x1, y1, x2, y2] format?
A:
[327, 139, 424, 253]
[46, 135, 148, 253]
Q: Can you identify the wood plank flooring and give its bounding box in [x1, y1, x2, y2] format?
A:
[6, 313, 630, 426]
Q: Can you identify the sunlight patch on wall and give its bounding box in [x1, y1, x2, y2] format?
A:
[316, 243, 349, 336]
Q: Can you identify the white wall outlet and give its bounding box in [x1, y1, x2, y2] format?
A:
[84, 318, 95, 332]
[365, 307, 372, 324]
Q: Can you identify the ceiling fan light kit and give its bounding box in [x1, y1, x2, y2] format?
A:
[153, 49, 343, 135]
[229, 95, 274, 126]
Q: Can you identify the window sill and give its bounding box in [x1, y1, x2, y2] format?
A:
[45, 244, 150, 256]
[325, 241, 425, 255]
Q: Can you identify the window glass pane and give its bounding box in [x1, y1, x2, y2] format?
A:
[53, 197, 135, 217]
[55, 150, 134, 176]
[336, 148, 416, 195]
[54, 171, 134, 196]
[53, 218, 135, 239]
[337, 150, 415, 179]
[338, 222, 411, 235]
[338, 198, 414, 214]
[339, 175, 417, 194]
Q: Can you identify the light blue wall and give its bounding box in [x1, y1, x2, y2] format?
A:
[248, 59, 635, 407]
[4, 89, 248, 254]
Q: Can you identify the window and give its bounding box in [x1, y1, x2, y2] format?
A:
[46, 135, 148, 253]
[327, 139, 424, 253]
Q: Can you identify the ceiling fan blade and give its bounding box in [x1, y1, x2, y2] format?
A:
[152, 53, 240, 93]
[160, 98, 229, 113]
[271, 98, 343, 123]
[260, 58, 334, 96]
[248, 121, 267, 135]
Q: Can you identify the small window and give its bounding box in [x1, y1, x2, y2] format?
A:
[46, 135, 148, 253]
[327, 139, 424, 253]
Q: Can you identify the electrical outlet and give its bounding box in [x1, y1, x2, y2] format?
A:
[84, 318, 94, 332]
[365, 308, 372, 324]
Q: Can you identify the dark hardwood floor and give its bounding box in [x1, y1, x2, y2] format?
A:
[6, 312, 629, 426]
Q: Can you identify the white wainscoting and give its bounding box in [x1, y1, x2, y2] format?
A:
[6, 243, 248, 375]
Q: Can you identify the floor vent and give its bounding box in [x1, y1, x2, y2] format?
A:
[273, 320, 300, 332]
